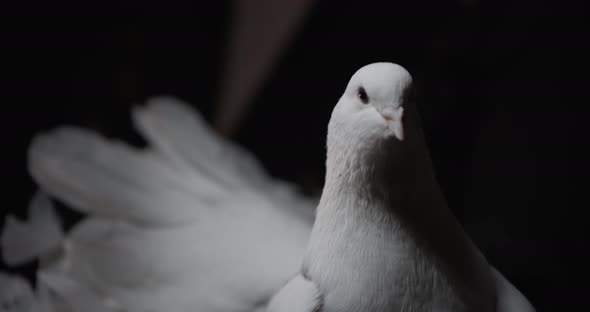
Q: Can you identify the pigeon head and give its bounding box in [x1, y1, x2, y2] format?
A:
[326, 62, 417, 178]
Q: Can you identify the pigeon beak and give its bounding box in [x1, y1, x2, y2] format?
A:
[381, 107, 404, 141]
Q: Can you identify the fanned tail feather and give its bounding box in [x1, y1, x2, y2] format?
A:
[1, 192, 63, 266]
[28, 126, 228, 227]
[133, 97, 316, 222]
[132, 96, 271, 190]
[0, 272, 56, 312]
[16, 96, 316, 312]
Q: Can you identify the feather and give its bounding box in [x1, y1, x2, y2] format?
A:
[132, 96, 273, 190]
[28, 127, 226, 227]
[0, 271, 56, 312]
[23, 96, 316, 311]
[1, 192, 63, 266]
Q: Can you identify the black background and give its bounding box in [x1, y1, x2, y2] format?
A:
[3, 0, 588, 310]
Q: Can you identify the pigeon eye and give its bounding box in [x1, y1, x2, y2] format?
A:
[357, 87, 369, 104]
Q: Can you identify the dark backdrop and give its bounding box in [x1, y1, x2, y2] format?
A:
[3, 0, 588, 310]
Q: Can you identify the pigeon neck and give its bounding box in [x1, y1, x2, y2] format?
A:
[324, 126, 439, 207]
[323, 145, 440, 221]
[316, 144, 496, 303]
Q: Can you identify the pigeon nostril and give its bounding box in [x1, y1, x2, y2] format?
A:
[380, 110, 394, 121]
[382, 113, 393, 121]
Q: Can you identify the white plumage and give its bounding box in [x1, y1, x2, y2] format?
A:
[4, 96, 314, 312]
[272, 63, 534, 311]
[1, 64, 534, 312]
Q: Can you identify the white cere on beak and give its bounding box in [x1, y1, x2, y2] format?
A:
[380, 107, 404, 141]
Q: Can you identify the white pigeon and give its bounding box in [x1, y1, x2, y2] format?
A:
[1, 63, 534, 312]
[267, 62, 535, 311]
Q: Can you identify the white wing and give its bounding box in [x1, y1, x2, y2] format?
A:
[1, 192, 63, 266]
[1, 271, 38, 312]
[7, 96, 316, 312]
[1, 194, 112, 312]
[0, 271, 56, 312]
[266, 274, 322, 312]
